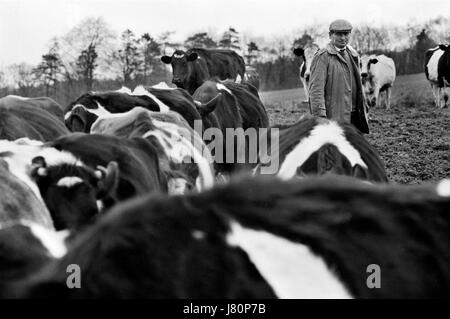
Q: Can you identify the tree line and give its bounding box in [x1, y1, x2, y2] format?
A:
[0, 16, 448, 105]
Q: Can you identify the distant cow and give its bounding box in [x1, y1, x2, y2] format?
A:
[293, 43, 320, 103]
[360, 54, 396, 109]
[161, 48, 246, 95]
[193, 79, 269, 174]
[254, 116, 388, 182]
[425, 44, 450, 108]
[64, 86, 205, 132]
[16, 175, 450, 298]
[0, 95, 64, 120]
[0, 98, 69, 141]
[91, 107, 215, 193]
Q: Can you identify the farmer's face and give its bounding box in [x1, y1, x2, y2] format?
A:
[330, 31, 351, 49]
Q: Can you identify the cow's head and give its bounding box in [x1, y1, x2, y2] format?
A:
[360, 55, 378, 107]
[64, 93, 112, 133]
[293, 44, 319, 81]
[30, 155, 119, 231]
[161, 50, 199, 86]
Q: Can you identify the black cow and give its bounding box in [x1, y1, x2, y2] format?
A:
[254, 116, 388, 182]
[0, 98, 69, 141]
[193, 79, 269, 174]
[161, 48, 246, 94]
[424, 44, 450, 108]
[16, 175, 450, 298]
[64, 87, 208, 132]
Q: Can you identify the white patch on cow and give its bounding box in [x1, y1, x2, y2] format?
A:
[116, 86, 132, 94]
[193, 100, 202, 106]
[26, 221, 68, 258]
[64, 110, 72, 120]
[216, 83, 232, 95]
[427, 48, 444, 82]
[97, 200, 104, 212]
[236, 74, 242, 83]
[152, 82, 175, 90]
[173, 53, 185, 58]
[437, 179, 450, 197]
[56, 176, 83, 188]
[133, 85, 170, 112]
[226, 220, 352, 299]
[36, 148, 84, 168]
[192, 230, 205, 240]
[278, 121, 367, 180]
[7, 95, 29, 100]
[14, 137, 44, 146]
[168, 177, 188, 195]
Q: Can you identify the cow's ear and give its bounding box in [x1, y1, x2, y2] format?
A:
[293, 48, 304, 56]
[352, 164, 368, 180]
[161, 55, 172, 64]
[196, 93, 222, 116]
[30, 156, 48, 177]
[369, 58, 378, 64]
[95, 161, 119, 199]
[439, 44, 448, 51]
[187, 52, 198, 61]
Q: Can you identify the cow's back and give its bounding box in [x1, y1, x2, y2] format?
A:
[189, 48, 246, 80]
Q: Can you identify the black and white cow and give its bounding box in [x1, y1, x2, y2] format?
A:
[161, 48, 246, 95]
[16, 175, 450, 298]
[360, 54, 396, 109]
[0, 98, 69, 141]
[254, 116, 388, 183]
[425, 44, 450, 108]
[64, 86, 205, 133]
[293, 43, 320, 103]
[0, 134, 167, 231]
[91, 107, 215, 193]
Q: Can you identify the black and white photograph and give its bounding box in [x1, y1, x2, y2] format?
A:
[0, 0, 449, 302]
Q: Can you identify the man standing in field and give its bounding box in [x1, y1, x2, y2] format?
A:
[308, 19, 370, 134]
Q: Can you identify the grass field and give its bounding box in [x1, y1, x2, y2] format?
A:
[259, 73, 450, 184]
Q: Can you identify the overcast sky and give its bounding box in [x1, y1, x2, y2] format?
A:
[1, 0, 449, 66]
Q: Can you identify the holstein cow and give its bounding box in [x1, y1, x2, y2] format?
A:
[161, 48, 246, 94]
[0, 99, 69, 141]
[91, 107, 215, 193]
[360, 54, 396, 109]
[0, 95, 65, 120]
[0, 134, 167, 231]
[425, 44, 450, 108]
[64, 86, 210, 132]
[0, 221, 67, 298]
[254, 116, 388, 182]
[293, 43, 320, 103]
[15, 175, 450, 298]
[193, 79, 269, 174]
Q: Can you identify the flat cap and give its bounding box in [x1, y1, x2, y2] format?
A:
[329, 19, 352, 32]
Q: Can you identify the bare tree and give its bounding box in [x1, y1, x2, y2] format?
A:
[34, 40, 63, 96]
[8, 63, 36, 96]
[350, 25, 390, 53]
[140, 33, 162, 84]
[114, 29, 141, 85]
[60, 17, 116, 90]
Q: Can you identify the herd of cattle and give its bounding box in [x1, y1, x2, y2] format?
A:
[0, 44, 449, 298]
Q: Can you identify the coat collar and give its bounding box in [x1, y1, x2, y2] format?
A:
[326, 43, 358, 58]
